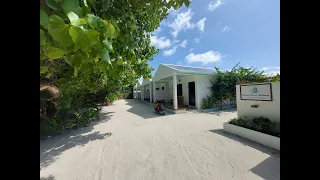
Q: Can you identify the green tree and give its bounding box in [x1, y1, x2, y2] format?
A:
[40, 0, 190, 133]
[207, 63, 268, 109]
[269, 74, 280, 82]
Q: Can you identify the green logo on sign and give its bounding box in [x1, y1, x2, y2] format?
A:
[250, 86, 259, 94]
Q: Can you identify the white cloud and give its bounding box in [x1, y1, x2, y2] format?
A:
[153, 27, 162, 34]
[174, 40, 180, 43]
[208, 0, 223, 11]
[168, 7, 180, 17]
[194, 38, 200, 43]
[260, 67, 280, 76]
[179, 40, 188, 48]
[162, 40, 187, 56]
[189, 48, 194, 52]
[163, 46, 178, 56]
[169, 9, 194, 38]
[196, 18, 206, 31]
[221, 26, 231, 32]
[185, 50, 222, 65]
[169, 9, 206, 38]
[150, 36, 171, 49]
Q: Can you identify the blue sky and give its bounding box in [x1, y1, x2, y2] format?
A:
[149, 0, 280, 75]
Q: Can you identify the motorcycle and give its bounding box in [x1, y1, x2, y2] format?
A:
[154, 101, 165, 115]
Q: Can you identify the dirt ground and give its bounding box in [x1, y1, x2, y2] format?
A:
[40, 99, 280, 180]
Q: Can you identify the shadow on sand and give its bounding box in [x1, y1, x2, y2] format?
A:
[209, 129, 280, 180]
[40, 111, 114, 169]
[125, 99, 174, 119]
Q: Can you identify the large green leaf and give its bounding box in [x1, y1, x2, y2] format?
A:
[87, 14, 99, 29]
[108, 23, 115, 35]
[45, 45, 65, 60]
[62, 0, 84, 17]
[40, 10, 49, 29]
[45, 0, 58, 10]
[64, 53, 82, 67]
[40, 29, 46, 45]
[98, 60, 108, 74]
[48, 15, 73, 47]
[69, 26, 98, 49]
[80, 62, 93, 73]
[68, 12, 87, 26]
[100, 49, 111, 64]
[89, 48, 100, 62]
[67, 12, 79, 25]
[87, 29, 99, 45]
[102, 39, 113, 51]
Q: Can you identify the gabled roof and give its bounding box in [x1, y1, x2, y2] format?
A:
[163, 64, 215, 74]
[142, 78, 152, 86]
[153, 64, 216, 81]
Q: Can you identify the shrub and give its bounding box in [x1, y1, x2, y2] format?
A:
[229, 116, 249, 127]
[229, 116, 280, 137]
[201, 96, 218, 109]
[40, 108, 100, 135]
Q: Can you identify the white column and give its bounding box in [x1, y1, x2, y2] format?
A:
[149, 83, 152, 103]
[141, 86, 144, 100]
[153, 81, 156, 103]
[173, 73, 178, 110]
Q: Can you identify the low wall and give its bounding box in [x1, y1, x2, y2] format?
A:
[223, 122, 280, 151]
[236, 82, 280, 122]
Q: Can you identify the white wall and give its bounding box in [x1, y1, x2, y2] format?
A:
[168, 75, 196, 105]
[167, 75, 213, 109]
[154, 83, 169, 100]
[196, 75, 214, 109]
[143, 85, 150, 99]
[142, 84, 154, 100]
[236, 82, 280, 122]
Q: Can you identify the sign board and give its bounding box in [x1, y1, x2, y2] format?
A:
[240, 83, 272, 101]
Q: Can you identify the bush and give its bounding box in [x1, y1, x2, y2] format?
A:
[201, 96, 218, 109]
[40, 107, 100, 135]
[229, 116, 280, 137]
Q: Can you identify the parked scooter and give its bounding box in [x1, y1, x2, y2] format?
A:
[154, 101, 165, 115]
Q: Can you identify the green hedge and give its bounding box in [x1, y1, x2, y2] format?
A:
[229, 116, 280, 137]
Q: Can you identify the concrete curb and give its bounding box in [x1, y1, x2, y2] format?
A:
[223, 122, 280, 151]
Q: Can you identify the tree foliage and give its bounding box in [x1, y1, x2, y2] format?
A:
[203, 63, 270, 109]
[40, 0, 190, 83]
[40, 0, 190, 134]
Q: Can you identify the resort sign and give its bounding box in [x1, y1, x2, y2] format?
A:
[240, 83, 272, 101]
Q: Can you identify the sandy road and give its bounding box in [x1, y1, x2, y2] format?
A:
[40, 99, 280, 180]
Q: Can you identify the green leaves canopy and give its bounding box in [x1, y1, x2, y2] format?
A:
[40, 0, 190, 110]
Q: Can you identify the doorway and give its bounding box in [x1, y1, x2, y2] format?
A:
[188, 82, 195, 106]
[177, 84, 182, 96]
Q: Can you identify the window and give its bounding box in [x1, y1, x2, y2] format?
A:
[177, 84, 182, 96]
[162, 87, 164, 90]
[156, 88, 159, 90]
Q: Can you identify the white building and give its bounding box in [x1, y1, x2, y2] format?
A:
[141, 78, 153, 102]
[151, 64, 216, 110]
[133, 80, 141, 99]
